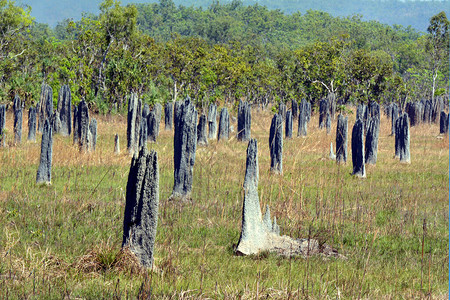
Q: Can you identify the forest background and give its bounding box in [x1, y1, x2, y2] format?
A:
[0, 0, 448, 112]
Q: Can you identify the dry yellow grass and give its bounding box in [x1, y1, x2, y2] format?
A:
[0, 104, 448, 299]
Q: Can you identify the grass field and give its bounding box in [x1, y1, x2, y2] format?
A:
[0, 106, 448, 299]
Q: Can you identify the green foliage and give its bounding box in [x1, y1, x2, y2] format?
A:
[0, 1, 448, 110]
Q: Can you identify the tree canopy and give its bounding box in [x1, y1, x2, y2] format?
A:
[0, 0, 448, 112]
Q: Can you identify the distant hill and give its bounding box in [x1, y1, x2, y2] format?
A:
[18, 0, 449, 31]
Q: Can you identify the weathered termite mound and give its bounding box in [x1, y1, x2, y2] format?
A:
[236, 139, 344, 259]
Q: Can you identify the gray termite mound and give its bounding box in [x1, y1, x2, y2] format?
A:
[38, 84, 53, 133]
[351, 119, 366, 178]
[335, 114, 348, 163]
[298, 100, 308, 137]
[328, 92, 336, 120]
[147, 111, 158, 142]
[36, 119, 53, 185]
[170, 98, 198, 200]
[13, 95, 23, 144]
[217, 107, 230, 141]
[207, 103, 217, 139]
[329, 142, 336, 160]
[306, 100, 311, 122]
[152, 103, 162, 137]
[235, 139, 343, 258]
[57, 85, 72, 136]
[88, 118, 97, 152]
[236, 139, 279, 255]
[197, 113, 208, 146]
[325, 111, 331, 135]
[127, 93, 141, 155]
[269, 114, 283, 174]
[364, 117, 380, 165]
[114, 134, 120, 154]
[278, 102, 287, 120]
[0, 105, 5, 147]
[237, 100, 251, 141]
[51, 111, 62, 134]
[122, 148, 159, 268]
[28, 106, 37, 142]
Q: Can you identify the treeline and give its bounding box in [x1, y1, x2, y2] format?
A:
[0, 0, 448, 113]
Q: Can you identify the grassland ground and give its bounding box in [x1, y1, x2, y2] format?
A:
[0, 106, 448, 299]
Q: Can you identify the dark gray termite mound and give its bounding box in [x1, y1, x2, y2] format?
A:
[351, 119, 366, 178]
[406, 101, 422, 126]
[127, 93, 141, 155]
[164, 102, 173, 131]
[368, 101, 380, 122]
[319, 99, 329, 129]
[170, 98, 198, 201]
[13, 94, 23, 144]
[36, 119, 53, 185]
[394, 117, 400, 158]
[336, 114, 348, 164]
[57, 85, 72, 136]
[122, 148, 159, 268]
[291, 100, 298, 119]
[147, 111, 158, 142]
[217, 107, 230, 141]
[432, 97, 444, 123]
[440, 111, 449, 134]
[237, 100, 251, 141]
[197, 114, 208, 146]
[390, 103, 399, 136]
[423, 100, 432, 123]
[0, 105, 5, 147]
[73, 106, 78, 144]
[236, 139, 344, 258]
[139, 117, 147, 150]
[38, 84, 53, 133]
[208, 103, 217, 139]
[28, 106, 37, 142]
[396, 113, 410, 163]
[365, 117, 380, 165]
[76, 100, 90, 151]
[297, 100, 308, 137]
[269, 114, 283, 174]
[51, 111, 62, 134]
[285, 110, 293, 139]
[142, 104, 150, 119]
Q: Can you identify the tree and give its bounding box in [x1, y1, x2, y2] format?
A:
[426, 11, 449, 102]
